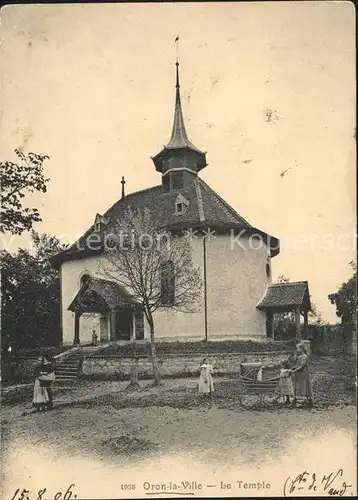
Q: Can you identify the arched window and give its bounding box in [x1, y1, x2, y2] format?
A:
[80, 274, 91, 288]
[160, 260, 175, 306]
[266, 261, 272, 281]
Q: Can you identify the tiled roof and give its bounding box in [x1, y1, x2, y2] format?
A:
[68, 277, 137, 312]
[52, 177, 279, 267]
[257, 281, 311, 310]
[198, 179, 252, 227]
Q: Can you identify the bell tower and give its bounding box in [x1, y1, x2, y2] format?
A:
[151, 62, 207, 192]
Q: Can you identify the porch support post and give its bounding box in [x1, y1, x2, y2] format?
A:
[74, 310, 81, 346]
[295, 306, 301, 342]
[266, 310, 274, 339]
[271, 311, 275, 340]
[303, 307, 308, 340]
[131, 310, 136, 341]
[110, 308, 117, 342]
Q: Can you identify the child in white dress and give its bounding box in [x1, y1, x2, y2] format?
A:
[278, 359, 294, 404]
[198, 358, 214, 397]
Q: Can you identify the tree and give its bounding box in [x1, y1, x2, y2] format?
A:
[1, 231, 67, 350]
[328, 261, 357, 355]
[309, 302, 324, 325]
[328, 261, 357, 325]
[1, 149, 50, 235]
[99, 207, 203, 385]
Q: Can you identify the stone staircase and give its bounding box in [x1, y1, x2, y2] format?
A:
[54, 345, 106, 382]
[55, 352, 84, 382]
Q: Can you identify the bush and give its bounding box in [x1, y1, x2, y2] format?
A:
[308, 325, 344, 355]
[1, 385, 33, 406]
[1, 354, 38, 386]
[1, 346, 71, 386]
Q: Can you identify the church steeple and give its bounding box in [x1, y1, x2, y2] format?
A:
[166, 62, 195, 150]
[152, 61, 207, 191]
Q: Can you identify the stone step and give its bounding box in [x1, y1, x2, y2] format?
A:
[56, 368, 79, 374]
[56, 363, 79, 368]
[57, 358, 80, 362]
[56, 370, 78, 375]
[56, 353, 83, 360]
[53, 354, 84, 382]
[55, 365, 79, 371]
[56, 360, 82, 367]
[56, 367, 78, 372]
[57, 362, 81, 368]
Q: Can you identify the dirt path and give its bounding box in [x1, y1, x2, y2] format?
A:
[2, 378, 356, 464]
[2, 377, 357, 498]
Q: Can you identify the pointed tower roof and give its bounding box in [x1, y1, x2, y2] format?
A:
[166, 62, 203, 152]
[152, 62, 207, 173]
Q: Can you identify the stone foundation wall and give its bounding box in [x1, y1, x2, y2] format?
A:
[82, 351, 290, 380]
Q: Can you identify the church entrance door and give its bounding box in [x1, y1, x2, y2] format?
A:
[100, 315, 109, 342]
[115, 308, 132, 340]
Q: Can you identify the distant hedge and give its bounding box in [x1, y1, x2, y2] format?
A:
[4, 345, 71, 358]
[93, 340, 295, 357]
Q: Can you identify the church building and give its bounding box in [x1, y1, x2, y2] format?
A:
[52, 62, 311, 345]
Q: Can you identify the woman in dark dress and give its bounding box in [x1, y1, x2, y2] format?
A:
[39, 355, 55, 410]
[290, 343, 313, 406]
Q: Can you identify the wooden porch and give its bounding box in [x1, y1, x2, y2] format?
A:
[257, 281, 312, 341]
[67, 276, 144, 345]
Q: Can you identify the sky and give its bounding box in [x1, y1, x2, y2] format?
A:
[0, 2, 356, 323]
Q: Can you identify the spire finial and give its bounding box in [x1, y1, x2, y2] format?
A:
[175, 60, 180, 89]
[121, 176, 126, 199]
[175, 35, 179, 64]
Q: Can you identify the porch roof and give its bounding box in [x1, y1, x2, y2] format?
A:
[68, 277, 139, 313]
[257, 281, 311, 312]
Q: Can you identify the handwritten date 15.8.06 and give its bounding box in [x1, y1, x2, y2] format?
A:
[283, 469, 353, 497]
[11, 483, 77, 500]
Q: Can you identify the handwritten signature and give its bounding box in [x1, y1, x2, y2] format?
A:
[284, 469, 353, 497]
[11, 483, 77, 500]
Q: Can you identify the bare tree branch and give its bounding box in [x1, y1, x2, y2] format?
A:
[94, 207, 203, 385]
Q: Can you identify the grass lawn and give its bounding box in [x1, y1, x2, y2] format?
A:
[1, 355, 356, 498]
